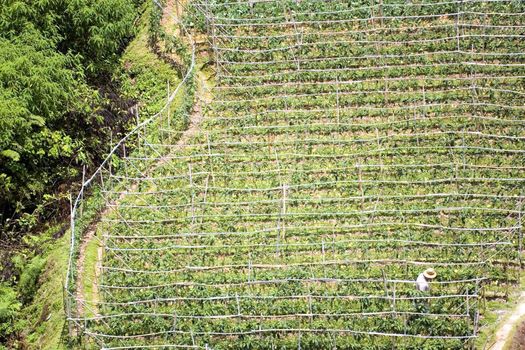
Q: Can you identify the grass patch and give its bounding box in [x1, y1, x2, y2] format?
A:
[117, 3, 183, 119]
[21, 226, 69, 350]
[81, 230, 100, 319]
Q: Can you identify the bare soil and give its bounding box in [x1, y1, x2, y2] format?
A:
[508, 320, 525, 350]
[490, 292, 525, 350]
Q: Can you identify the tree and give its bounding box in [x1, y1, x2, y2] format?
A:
[0, 0, 145, 226]
[0, 0, 140, 74]
[0, 29, 93, 225]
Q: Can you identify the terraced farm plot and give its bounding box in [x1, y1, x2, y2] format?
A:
[70, 0, 525, 349]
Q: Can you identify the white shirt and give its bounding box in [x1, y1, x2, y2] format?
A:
[416, 272, 430, 291]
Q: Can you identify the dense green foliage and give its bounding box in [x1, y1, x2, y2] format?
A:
[0, 0, 139, 72]
[0, 0, 144, 231]
[0, 0, 155, 348]
[0, 284, 21, 343]
[0, 30, 93, 226]
[16, 256, 46, 304]
[0, 1, 196, 347]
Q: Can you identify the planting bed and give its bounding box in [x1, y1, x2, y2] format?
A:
[72, 0, 525, 348]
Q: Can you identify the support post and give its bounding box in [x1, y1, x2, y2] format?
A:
[236, 294, 241, 316]
[123, 143, 128, 179]
[68, 193, 74, 337]
[357, 164, 364, 207]
[79, 166, 86, 216]
[206, 133, 215, 184]
[308, 294, 313, 323]
[248, 259, 252, 283]
[322, 239, 326, 278]
[108, 131, 113, 190]
[466, 288, 470, 316]
[392, 282, 396, 314]
[135, 105, 140, 149]
[281, 184, 288, 243]
[99, 169, 104, 189]
[378, 0, 383, 26]
[456, 1, 462, 51]
[189, 163, 195, 226]
[335, 77, 340, 124]
[175, 0, 180, 20]
[519, 203, 523, 267]
[291, 10, 301, 71]
[381, 269, 389, 299]
[167, 80, 171, 135]
[171, 312, 178, 333]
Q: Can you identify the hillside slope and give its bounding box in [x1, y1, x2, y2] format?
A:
[70, 1, 525, 349]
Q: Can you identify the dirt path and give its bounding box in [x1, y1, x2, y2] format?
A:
[161, 0, 175, 29]
[75, 71, 207, 317]
[489, 291, 525, 350]
[75, 219, 102, 316]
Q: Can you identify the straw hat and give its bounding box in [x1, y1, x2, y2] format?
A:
[423, 268, 437, 280]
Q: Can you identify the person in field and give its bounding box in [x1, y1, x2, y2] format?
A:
[415, 268, 437, 292]
[413, 268, 437, 315]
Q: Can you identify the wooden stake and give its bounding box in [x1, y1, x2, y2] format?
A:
[378, 0, 384, 26]
[248, 259, 252, 283]
[200, 175, 210, 227]
[167, 80, 171, 134]
[236, 294, 241, 316]
[188, 163, 195, 226]
[136, 106, 142, 149]
[123, 143, 128, 179]
[206, 133, 215, 184]
[308, 294, 313, 323]
[455, 1, 461, 51]
[68, 193, 74, 337]
[99, 169, 104, 189]
[109, 130, 113, 174]
[335, 77, 340, 124]
[322, 239, 326, 278]
[281, 184, 288, 242]
[381, 269, 389, 299]
[357, 164, 364, 207]
[519, 204, 523, 267]
[466, 288, 470, 316]
[291, 11, 301, 71]
[171, 312, 178, 333]
[392, 282, 397, 314]
[80, 165, 86, 216]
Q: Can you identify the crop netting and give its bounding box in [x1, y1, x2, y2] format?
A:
[67, 0, 525, 349]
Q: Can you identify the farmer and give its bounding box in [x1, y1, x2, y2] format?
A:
[415, 268, 437, 292]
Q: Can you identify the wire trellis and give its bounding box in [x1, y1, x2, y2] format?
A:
[67, 0, 525, 348]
